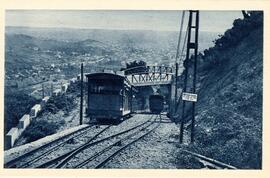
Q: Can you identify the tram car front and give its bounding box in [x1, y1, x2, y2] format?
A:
[149, 94, 164, 114]
[86, 72, 133, 123]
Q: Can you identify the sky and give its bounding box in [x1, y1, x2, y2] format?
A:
[6, 10, 243, 32]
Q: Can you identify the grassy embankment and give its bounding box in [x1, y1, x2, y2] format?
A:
[176, 11, 263, 169]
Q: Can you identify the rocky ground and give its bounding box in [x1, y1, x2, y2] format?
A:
[104, 116, 181, 168]
[6, 114, 196, 169]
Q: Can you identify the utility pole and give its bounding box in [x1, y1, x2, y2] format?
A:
[174, 63, 179, 113]
[191, 11, 199, 143]
[131, 87, 133, 113]
[179, 10, 199, 144]
[80, 63, 84, 125]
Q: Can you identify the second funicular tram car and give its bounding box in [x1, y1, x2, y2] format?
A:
[149, 94, 164, 114]
[86, 72, 135, 123]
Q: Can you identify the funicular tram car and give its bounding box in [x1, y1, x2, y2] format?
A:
[86, 72, 135, 123]
[149, 94, 164, 114]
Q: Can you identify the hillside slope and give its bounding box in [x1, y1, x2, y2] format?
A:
[6, 27, 219, 52]
[178, 12, 263, 169]
[5, 34, 112, 74]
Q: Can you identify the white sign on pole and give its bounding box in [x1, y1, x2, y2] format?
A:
[182, 92, 198, 102]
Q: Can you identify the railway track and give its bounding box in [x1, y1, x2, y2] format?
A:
[50, 115, 160, 168]
[4, 125, 95, 168]
[21, 125, 111, 168]
[95, 117, 160, 168]
[181, 149, 237, 169]
[6, 113, 230, 169]
[4, 98, 84, 168]
[5, 125, 110, 168]
[75, 115, 161, 168]
[4, 114, 142, 168]
[5, 115, 155, 168]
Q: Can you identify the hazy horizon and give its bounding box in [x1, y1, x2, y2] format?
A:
[5, 25, 221, 33]
[6, 10, 243, 33]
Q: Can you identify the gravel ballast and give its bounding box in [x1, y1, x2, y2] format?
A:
[104, 116, 180, 168]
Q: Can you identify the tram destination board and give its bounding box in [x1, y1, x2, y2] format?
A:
[182, 92, 198, 102]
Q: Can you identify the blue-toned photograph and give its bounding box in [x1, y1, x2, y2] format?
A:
[4, 10, 262, 169]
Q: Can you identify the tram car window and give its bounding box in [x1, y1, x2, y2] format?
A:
[149, 95, 164, 114]
[86, 73, 134, 122]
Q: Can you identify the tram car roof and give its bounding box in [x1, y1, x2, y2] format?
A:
[86, 72, 125, 80]
[86, 72, 138, 92]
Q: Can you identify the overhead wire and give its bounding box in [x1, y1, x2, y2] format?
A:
[175, 11, 186, 63]
[84, 11, 188, 73]
[179, 25, 189, 63]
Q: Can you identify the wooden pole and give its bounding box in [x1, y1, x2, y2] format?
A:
[169, 83, 173, 117]
[80, 63, 84, 125]
[131, 87, 133, 113]
[174, 63, 179, 113]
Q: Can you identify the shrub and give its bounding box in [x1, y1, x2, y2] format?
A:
[4, 88, 40, 134]
[214, 12, 263, 50]
[23, 120, 59, 142]
[199, 11, 263, 71]
[43, 94, 76, 115]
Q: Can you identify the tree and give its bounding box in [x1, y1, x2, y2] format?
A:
[242, 10, 250, 19]
[122, 60, 148, 75]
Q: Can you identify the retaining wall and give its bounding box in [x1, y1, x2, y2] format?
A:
[5, 77, 78, 150]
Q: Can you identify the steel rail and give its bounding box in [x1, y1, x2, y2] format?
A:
[36, 117, 153, 168]
[181, 149, 237, 169]
[54, 116, 154, 168]
[18, 125, 110, 168]
[95, 116, 161, 168]
[34, 124, 113, 168]
[74, 116, 159, 168]
[4, 125, 93, 168]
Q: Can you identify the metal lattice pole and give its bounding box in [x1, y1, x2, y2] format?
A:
[180, 10, 199, 144]
[191, 11, 199, 143]
[180, 11, 193, 143]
